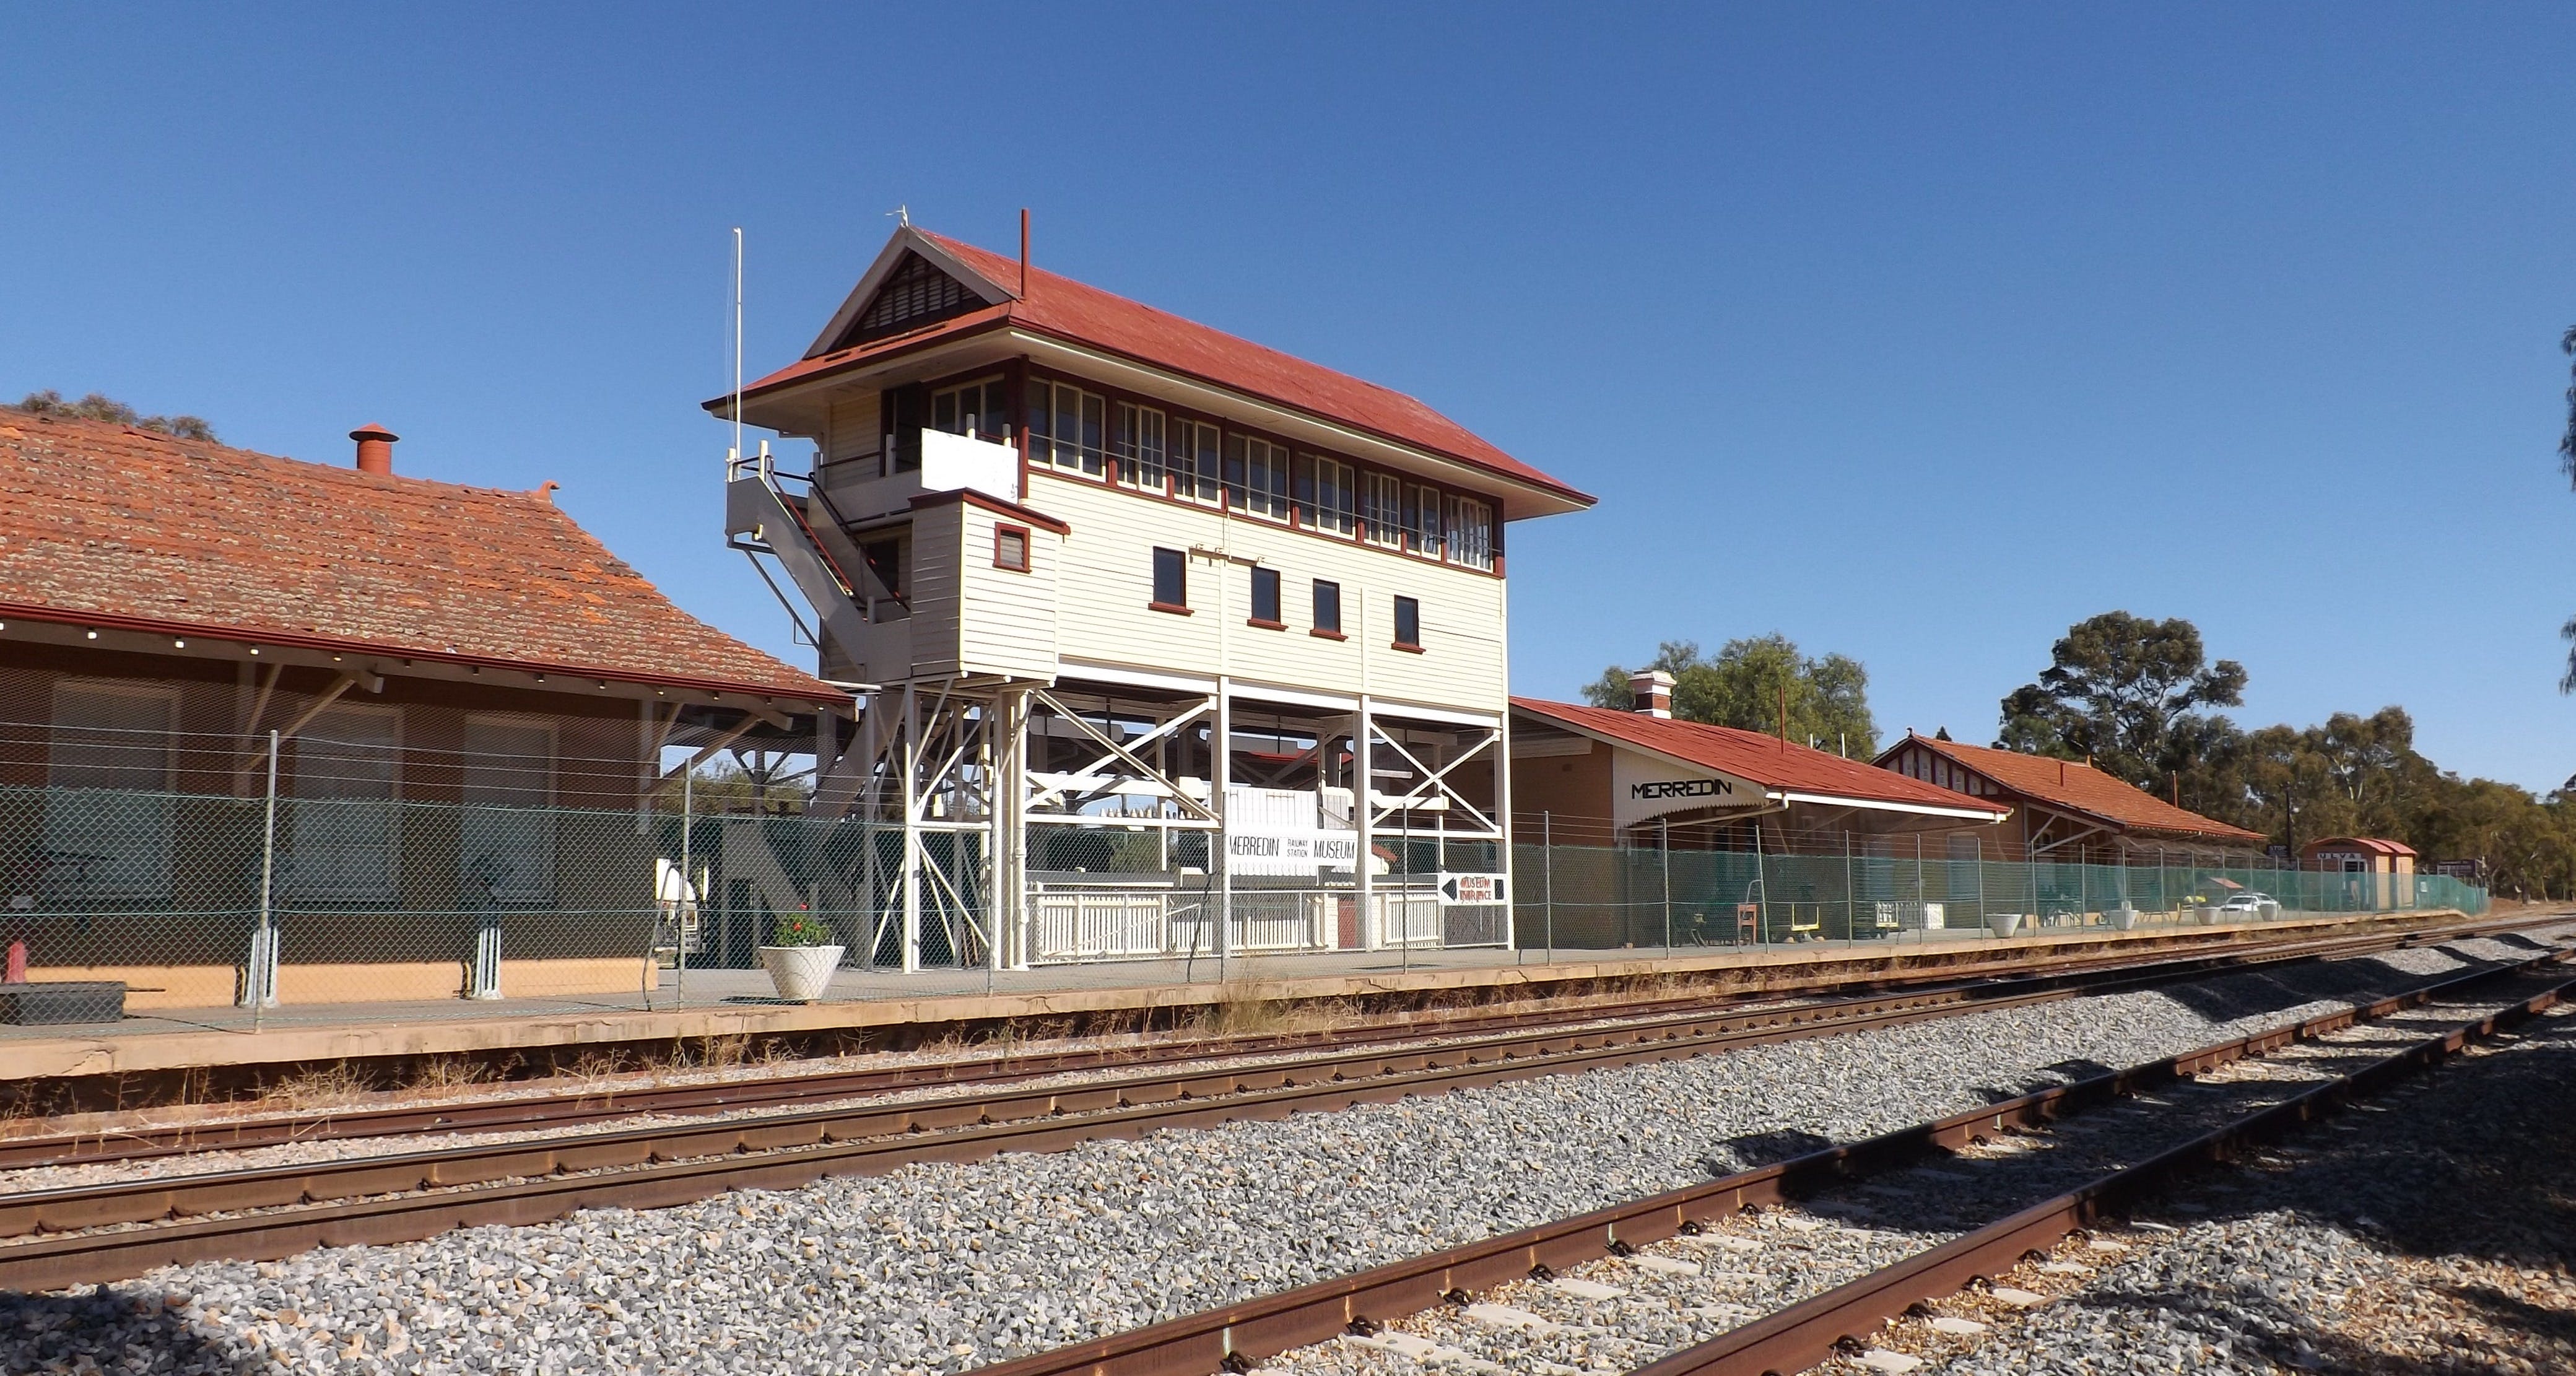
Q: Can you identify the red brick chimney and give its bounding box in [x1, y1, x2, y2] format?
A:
[350, 423, 398, 476]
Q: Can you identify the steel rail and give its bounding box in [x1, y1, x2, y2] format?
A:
[0, 916, 2536, 1251]
[0, 944, 2553, 1300]
[1630, 966, 2576, 1376]
[939, 949, 2574, 1376]
[1, 911, 2536, 1173]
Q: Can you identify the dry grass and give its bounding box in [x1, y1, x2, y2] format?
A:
[403, 1055, 492, 1096]
[257, 1063, 376, 1114]
[684, 1034, 754, 1072]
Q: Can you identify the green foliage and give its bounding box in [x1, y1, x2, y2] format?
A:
[17, 389, 217, 442]
[1996, 611, 2246, 788]
[768, 912, 835, 947]
[1583, 634, 1878, 757]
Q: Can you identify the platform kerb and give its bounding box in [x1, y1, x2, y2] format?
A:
[0, 910, 2473, 1085]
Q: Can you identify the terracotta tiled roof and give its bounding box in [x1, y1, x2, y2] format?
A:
[1886, 734, 2265, 843]
[0, 409, 840, 702]
[1512, 699, 2012, 819]
[727, 227, 1593, 510]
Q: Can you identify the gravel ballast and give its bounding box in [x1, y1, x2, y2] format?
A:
[1876, 1001, 2576, 1375]
[2, 931, 2568, 1376]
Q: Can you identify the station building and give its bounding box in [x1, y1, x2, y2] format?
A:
[1873, 733, 2268, 866]
[1508, 675, 2012, 853]
[715, 224, 1595, 969]
[2298, 836, 2418, 910]
[0, 407, 840, 1007]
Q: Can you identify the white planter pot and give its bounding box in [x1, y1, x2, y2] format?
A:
[2107, 907, 2139, 932]
[2195, 907, 2222, 926]
[760, 944, 845, 1003]
[1987, 913, 2023, 938]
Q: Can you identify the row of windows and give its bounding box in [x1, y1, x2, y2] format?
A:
[938, 375, 1497, 572]
[1149, 548, 1423, 649]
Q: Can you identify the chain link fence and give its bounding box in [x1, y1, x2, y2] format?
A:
[0, 707, 2487, 1033]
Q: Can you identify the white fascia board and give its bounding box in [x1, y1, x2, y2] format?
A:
[1060, 661, 1218, 697]
[1013, 333, 1588, 520]
[1225, 681, 1360, 714]
[1771, 790, 2014, 822]
[1365, 699, 1504, 729]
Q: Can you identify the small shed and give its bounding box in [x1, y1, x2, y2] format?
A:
[2299, 837, 2417, 911]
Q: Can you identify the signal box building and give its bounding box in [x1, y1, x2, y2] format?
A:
[1873, 733, 2268, 866]
[715, 224, 1594, 968]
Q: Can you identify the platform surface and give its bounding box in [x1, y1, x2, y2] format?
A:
[0, 908, 2497, 1081]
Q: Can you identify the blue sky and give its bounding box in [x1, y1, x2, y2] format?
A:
[6, 6, 2574, 788]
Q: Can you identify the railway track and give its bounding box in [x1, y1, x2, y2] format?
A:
[951, 946, 2574, 1376]
[0, 916, 2555, 1297]
[0, 910, 2543, 1174]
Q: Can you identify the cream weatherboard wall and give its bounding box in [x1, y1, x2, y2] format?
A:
[1026, 469, 1507, 715]
[893, 499, 1061, 682]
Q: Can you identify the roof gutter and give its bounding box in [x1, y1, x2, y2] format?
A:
[0, 601, 850, 708]
[1770, 790, 2013, 822]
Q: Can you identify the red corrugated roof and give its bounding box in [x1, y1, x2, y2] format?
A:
[1512, 699, 2012, 817]
[2300, 836, 2419, 858]
[0, 409, 840, 702]
[1889, 734, 2265, 843]
[726, 228, 1593, 510]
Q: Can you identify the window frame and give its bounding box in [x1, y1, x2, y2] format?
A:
[459, 713, 557, 910]
[1310, 579, 1344, 639]
[1014, 365, 1509, 578]
[1391, 594, 1423, 651]
[1150, 546, 1190, 613]
[1026, 377, 1107, 477]
[1114, 401, 1167, 493]
[929, 374, 1011, 444]
[1247, 565, 1283, 628]
[993, 523, 1032, 573]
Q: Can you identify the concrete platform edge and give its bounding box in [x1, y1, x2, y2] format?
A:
[0, 910, 2478, 1082]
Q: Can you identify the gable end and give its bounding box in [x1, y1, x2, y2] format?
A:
[840, 252, 982, 347]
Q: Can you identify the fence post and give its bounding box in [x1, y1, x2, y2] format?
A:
[676, 764, 692, 1006]
[1913, 834, 1925, 944]
[1843, 832, 1855, 947]
[1660, 817, 1673, 956]
[251, 728, 279, 1027]
[1542, 812, 1555, 964]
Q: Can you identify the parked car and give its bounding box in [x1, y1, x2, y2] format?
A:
[2215, 891, 2281, 920]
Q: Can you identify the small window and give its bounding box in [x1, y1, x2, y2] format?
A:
[1312, 580, 1342, 635]
[1249, 566, 1282, 625]
[1151, 546, 1188, 611]
[1393, 595, 1421, 650]
[994, 525, 1031, 572]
